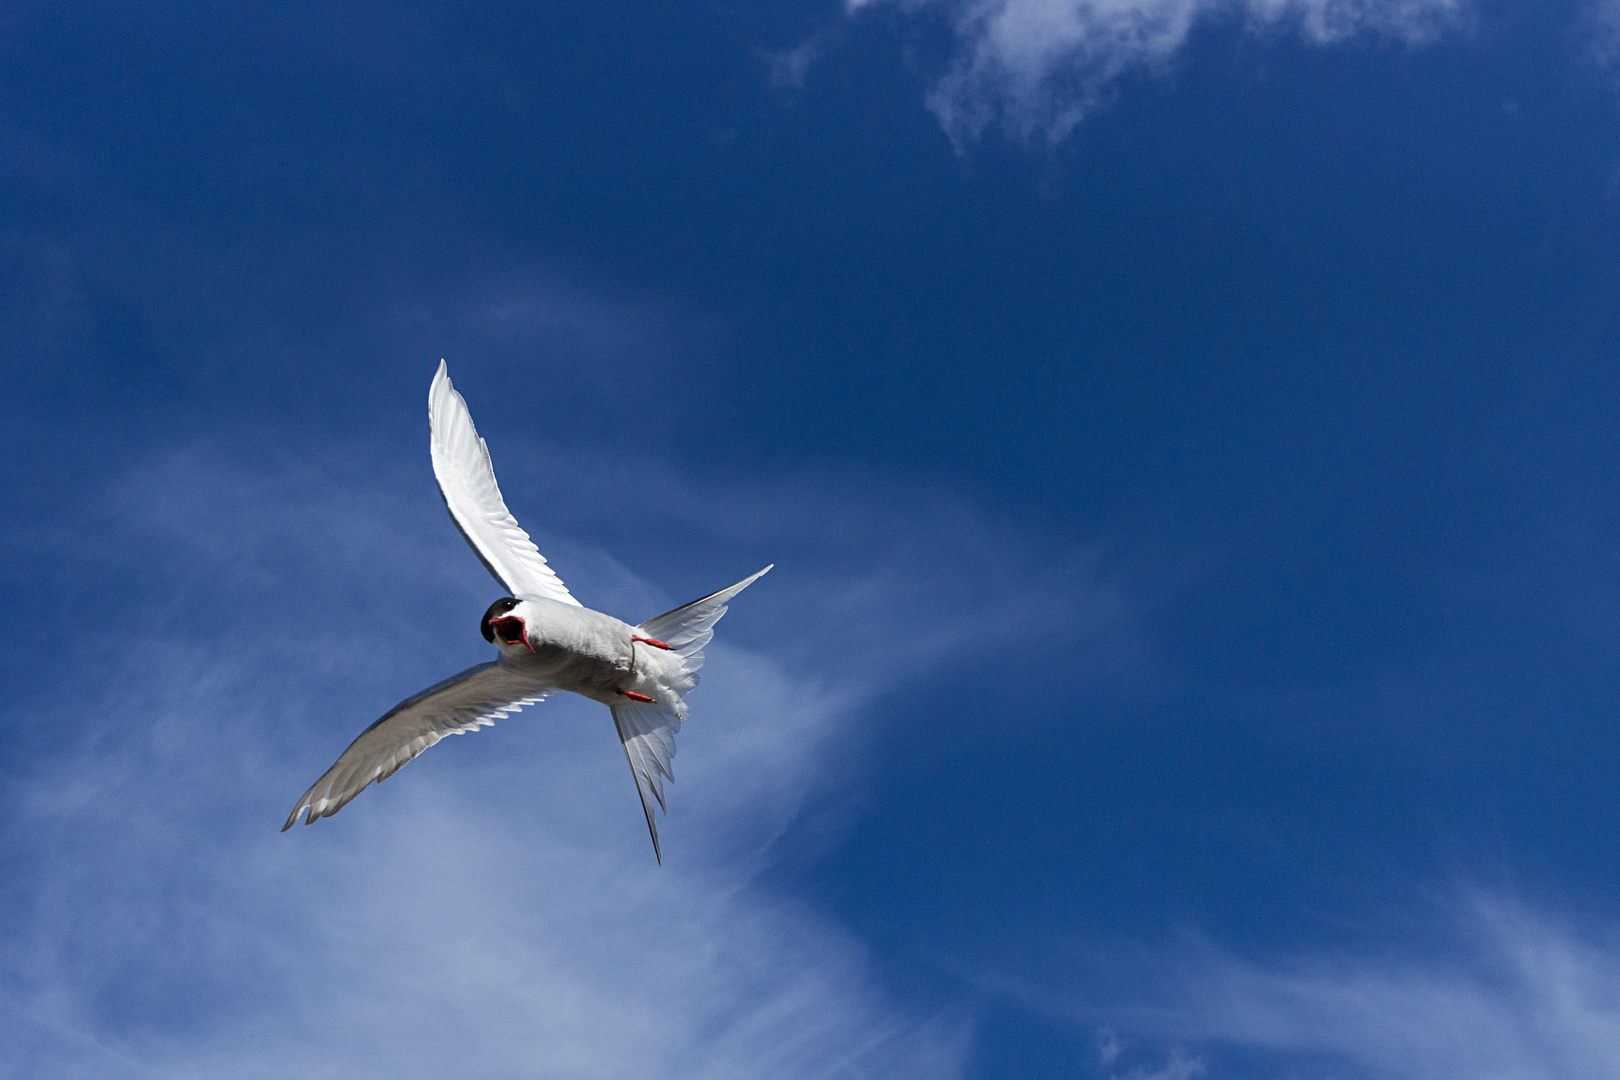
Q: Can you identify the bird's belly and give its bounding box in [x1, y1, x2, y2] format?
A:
[502, 641, 629, 698]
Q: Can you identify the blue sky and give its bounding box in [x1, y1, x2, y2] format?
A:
[6, 0, 1620, 1076]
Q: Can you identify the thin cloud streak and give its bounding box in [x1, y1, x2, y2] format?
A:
[1165, 898, 1620, 1079]
[1585, 0, 1620, 74]
[1016, 895, 1620, 1079]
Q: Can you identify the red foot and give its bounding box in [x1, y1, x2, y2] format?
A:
[632, 635, 673, 650]
[617, 690, 654, 703]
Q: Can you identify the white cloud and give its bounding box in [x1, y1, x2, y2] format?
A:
[1120, 1048, 1207, 1080]
[0, 438, 1127, 1078]
[1585, 0, 1620, 74]
[764, 27, 845, 89]
[1020, 895, 1620, 1079]
[1169, 899, 1620, 1078]
[392, 268, 682, 377]
[846, 0, 1467, 145]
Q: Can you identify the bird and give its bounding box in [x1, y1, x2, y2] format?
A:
[282, 360, 771, 862]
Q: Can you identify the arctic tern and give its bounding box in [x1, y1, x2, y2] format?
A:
[283, 360, 770, 861]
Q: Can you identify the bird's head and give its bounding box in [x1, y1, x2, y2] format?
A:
[480, 596, 531, 650]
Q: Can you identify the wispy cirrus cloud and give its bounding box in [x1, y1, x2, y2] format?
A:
[0, 430, 1129, 1078]
[1162, 897, 1620, 1078]
[842, 0, 1468, 146]
[1004, 894, 1620, 1079]
[1584, 0, 1620, 76]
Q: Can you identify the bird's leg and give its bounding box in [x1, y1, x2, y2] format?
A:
[617, 637, 656, 703]
[632, 635, 673, 650]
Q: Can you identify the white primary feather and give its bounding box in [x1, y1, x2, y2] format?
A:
[283, 662, 549, 829]
[428, 360, 580, 607]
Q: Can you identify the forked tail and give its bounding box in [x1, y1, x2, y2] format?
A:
[614, 564, 772, 863]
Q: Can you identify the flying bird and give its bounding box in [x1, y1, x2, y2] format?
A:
[283, 360, 771, 861]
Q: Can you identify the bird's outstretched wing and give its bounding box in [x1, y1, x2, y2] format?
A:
[284, 662, 548, 829]
[613, 566, 773, 862]
[428, 360, 581, 607]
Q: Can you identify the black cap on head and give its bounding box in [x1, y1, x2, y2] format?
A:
[480, 597, 520, 642]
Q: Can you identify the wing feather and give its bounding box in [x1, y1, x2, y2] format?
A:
[283, 662, 549, 829]
[429, 360, 580, 606]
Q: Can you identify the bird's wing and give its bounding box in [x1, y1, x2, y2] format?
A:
[428, 360, 581, 607]
[283, 662, 548, 829]
[637, 565, 773, 677]
[611, 700, 681, 864]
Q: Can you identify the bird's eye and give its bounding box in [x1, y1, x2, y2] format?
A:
[480, 596, 520, 642]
